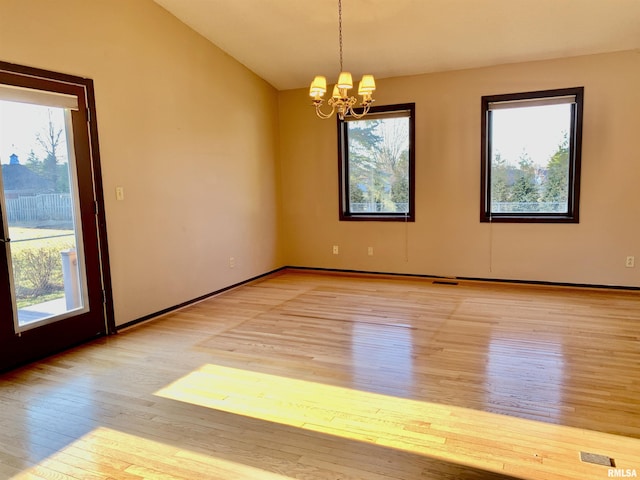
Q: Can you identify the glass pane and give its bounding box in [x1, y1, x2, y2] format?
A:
[0, 100, 88, 329]
[347, 116, 410, 214]
[490, 103, 572, 214]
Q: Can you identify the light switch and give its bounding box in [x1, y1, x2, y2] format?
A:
[115, 186, 125, 201]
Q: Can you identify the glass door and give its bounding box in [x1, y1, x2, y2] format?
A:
[1, 102, 88, 329]
[0, 63, 112, 371]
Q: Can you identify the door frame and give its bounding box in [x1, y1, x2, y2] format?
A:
[0, 60, 115, 370]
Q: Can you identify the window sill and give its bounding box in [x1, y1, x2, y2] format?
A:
[480, 215, 578, 223]
[340, 214, 415, 222]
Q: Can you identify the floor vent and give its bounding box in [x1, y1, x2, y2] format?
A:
[580, 451, 615, 467]
[432, 280, 459, 286]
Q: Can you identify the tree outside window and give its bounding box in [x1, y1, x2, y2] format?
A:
[481, 87, 583, 223]
[338, 103, 415, 221]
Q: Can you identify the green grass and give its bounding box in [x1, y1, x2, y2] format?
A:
[9, 227, 75, 252]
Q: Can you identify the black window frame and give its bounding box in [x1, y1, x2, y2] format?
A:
[480, 87, 584, 223]
[338, 103, 416, 222]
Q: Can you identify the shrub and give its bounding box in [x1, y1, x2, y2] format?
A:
[12, 245, 69, 298]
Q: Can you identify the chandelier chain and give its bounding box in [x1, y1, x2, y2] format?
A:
[338, 0, 343, 71]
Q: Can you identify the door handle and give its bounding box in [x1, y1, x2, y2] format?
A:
[0, 238, 10, 243]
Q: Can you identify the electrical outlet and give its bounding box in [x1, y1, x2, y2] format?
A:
[368, 246, 374, 256]
[332, 245, 339, 255]
[229, 257, 235, 268]
[626, 256, 635, 268]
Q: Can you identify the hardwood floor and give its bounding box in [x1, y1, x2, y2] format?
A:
[1, 268, 639, 479]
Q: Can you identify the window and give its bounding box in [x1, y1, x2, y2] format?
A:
[480, 87, 584, 223]
[338, 103, 415, 221]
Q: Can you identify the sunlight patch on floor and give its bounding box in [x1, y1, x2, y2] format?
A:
[154, 364, 640, 480]
[11, 426, 294, 480]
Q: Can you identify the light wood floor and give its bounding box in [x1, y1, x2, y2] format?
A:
[1, 268, 639, 479]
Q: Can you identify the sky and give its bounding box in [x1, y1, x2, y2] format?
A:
[2, 99, 568, 169]
[491, 103, 571, 168]
[0, 100, 68, 165]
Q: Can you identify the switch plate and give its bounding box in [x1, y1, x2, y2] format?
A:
[368, 247, 374, 256]
[115, 186, 125, 201]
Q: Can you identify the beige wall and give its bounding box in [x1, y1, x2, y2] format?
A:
[2, 1, 638, 333]
[0, 0, 283, 326]
[279, 51, 640, 287]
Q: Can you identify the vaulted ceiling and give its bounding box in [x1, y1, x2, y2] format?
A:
[153, 0, 640, 91]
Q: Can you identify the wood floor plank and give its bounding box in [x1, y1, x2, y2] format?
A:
[1, 269, 639, 479]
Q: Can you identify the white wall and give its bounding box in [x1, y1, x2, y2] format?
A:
[0, 0, 283, 325]
[279, 51, 640, 287]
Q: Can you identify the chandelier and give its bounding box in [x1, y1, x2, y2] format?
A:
[309, 0, 376, 120]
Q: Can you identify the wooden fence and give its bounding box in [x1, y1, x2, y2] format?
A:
[4, 194, 73, 223]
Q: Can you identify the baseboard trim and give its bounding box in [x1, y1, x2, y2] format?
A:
[285, 265, 640, 291]
[116, 267, 287, 332]
[285, 265, 446, 280]
[455, 274, 640, 291]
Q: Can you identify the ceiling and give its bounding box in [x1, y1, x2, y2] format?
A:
[153, 0, 640, 91]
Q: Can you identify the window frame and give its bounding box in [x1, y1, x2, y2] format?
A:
[480, 87, 584, 223]
[338, 103, 416, 222]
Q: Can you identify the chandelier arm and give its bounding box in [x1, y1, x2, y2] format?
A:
[315, 102, 337, 119]
[345, 101, 371, 120]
